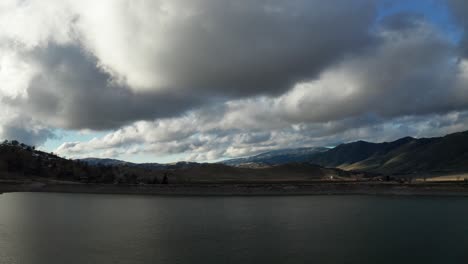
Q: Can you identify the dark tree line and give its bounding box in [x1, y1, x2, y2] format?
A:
[0, 141, 171, 185]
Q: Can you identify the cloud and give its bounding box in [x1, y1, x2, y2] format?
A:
[56, 108, 468, 162]
[0, 0, 377, 133]
[0, 116, 54, 146]
[70, 0, 376, 95]
[3, 1, 468, 162]
[274, 23, 464, 122]
[0, 0, 76, 47]
[0, 105, 54, 146]
[0, 44, 209, 131]
[55, 19, 468, 161]
[216, 22, 468, 129]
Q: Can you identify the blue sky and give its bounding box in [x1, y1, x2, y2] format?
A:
[377, 0, 462, 42]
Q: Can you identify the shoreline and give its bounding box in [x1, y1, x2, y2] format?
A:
[2, 182, 468, 197]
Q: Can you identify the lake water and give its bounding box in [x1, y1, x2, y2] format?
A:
[0, 192, 468, 264]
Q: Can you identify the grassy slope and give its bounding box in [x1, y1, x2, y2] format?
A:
[309, 131, 468, 175]
[171, 163, 365, 183]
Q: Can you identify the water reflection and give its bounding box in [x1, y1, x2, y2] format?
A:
[0, 193, 467, 264]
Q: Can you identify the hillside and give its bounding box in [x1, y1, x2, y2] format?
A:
[79, 158, 135, 167]
[0, 141, 364, 184]
[7, 130, 468, 183]
[219, 130, 468, 176]
[222, 147, 328, 167]
[170, 163, 365, 183]
[308, 131, 468, 175]
[0, 141, 162, 184]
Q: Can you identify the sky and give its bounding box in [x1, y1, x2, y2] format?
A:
[1, 0, 468, 163]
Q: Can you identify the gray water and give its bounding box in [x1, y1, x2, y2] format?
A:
[0, 193, 468, 264]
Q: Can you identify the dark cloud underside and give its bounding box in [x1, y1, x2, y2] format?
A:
[1, 0, 468, 161]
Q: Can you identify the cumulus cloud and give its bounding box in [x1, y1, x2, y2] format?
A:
[0, 116, 54, 146]
[5, 44, 205, 130]
[0, 105, 53, 146]
[2, 0, 468, 161]
[55, 18, 468, 161]
[70, 0, 376, 94]
[275, 23, 464, 122]
[212, 21, 468, 131]
[0, 0, 377, 132]
[56, 108, 468, 162]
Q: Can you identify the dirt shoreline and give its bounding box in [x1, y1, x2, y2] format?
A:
[2, 182, 468, 196]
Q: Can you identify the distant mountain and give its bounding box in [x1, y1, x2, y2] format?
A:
[5, 130, 468, 183]
[137, 161, 201, 170]
[0, 141, 364, 184]
[80, 158, 201, 171]
[221, 130, 468, 176]
[308, 131, 468, 175]
[222, 147, 328, 167]
[80, 158, 135, 167]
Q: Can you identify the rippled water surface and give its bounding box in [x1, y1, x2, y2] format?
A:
[1, 192, 468, 264]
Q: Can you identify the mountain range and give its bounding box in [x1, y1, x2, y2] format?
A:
[222, 147, 328, 167]
[308, 131, 468, 175]
[80, 130, 468, 177]
[222, 131, 468, 176]
[4, 130, 468, 184]
[0, 142, 364, 184]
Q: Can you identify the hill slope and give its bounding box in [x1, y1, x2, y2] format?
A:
[222, 147, 328, 167]
[80, 158, 135, 167]
[0, 142, 363, 184]
[170, 163, 365, 183]
[308, 131, 468, 175]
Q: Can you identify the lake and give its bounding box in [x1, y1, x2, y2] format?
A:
[0, 192, 467, 264]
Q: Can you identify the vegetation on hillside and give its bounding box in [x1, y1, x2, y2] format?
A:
[0, 140, 165, 184]
[308, 131, 468, 175]
[0, 140, 367, 184]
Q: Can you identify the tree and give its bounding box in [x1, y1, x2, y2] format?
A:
[162, 173, 169, 184]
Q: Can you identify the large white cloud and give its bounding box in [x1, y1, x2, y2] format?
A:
[69, 0, 376, 94]
[55, 20, 468, 161]
[2, 0, 468, 161]
[56, 109, 468, 162]
[0, 0, 377, 136]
